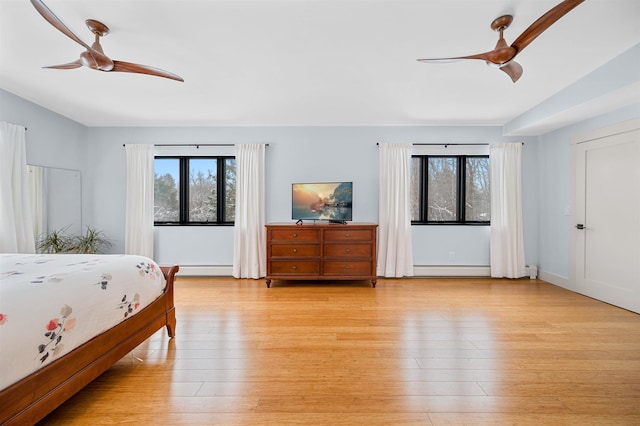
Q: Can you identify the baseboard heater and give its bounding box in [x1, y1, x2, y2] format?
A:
[177, 265, 538, 279]
[413, 265, 538, 279]
[176, 266, 233, 276]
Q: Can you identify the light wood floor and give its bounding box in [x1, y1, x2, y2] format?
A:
[39, 277, 640, 425]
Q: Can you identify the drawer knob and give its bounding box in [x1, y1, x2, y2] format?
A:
[345, 233, 350, 237]
[345, 248, 350, 253]
[292, 265, 297, 270]
[345, 265, 350, 270]
[293, 248, 298, 253]
[292, 233, 297, 238]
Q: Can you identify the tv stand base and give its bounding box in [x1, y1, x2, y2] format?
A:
[265, 278, 376, 288]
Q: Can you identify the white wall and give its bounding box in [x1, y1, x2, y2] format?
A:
[0, 90, 87, 170]
[85, 125, 538, 268]
[0, 89, 88, 228]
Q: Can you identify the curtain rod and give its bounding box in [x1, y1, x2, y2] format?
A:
[376, 142, 523, 147]
[415, 143, 489, 147]
[122, 143, 269, 148]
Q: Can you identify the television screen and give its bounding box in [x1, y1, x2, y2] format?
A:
[292, 182, 353, 222]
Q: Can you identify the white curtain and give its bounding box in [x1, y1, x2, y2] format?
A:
[125, 144, 155, 258]
[377, 143, 414, 277]
[489, 143, 526, 278]
[0, 122, 35, 253]
[233, 144, 266, 279]
[28, 165, 45, 241]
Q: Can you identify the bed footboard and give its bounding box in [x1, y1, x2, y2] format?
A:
[0, 264, 179, 426]
[161, 265, 178, 337]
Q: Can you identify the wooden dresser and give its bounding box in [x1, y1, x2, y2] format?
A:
[265, 223, 378, 288]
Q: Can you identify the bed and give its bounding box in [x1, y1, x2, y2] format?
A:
[0, 254, 178, 426]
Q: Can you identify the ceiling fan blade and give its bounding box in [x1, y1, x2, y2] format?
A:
[510, 0, 585, 54]
[30, 0, 114, 71]
[30, 0, 91, 51]
[418, 52, 495, 63]
[112, 61, 184, 82]
[418, 46, 516, 66]
[43, 60, 82, 70]
[417, 58, 465, 64]
[499, 61, 523, 83]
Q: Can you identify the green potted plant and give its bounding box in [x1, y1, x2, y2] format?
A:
[37, 226, 74, 253]
[74, 226, 112, 254]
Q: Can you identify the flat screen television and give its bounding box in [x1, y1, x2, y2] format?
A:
[292, 182, 353, 222]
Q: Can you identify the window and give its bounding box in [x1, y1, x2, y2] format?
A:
[154, 156, 236, 225]
[410, 155, 490, 224]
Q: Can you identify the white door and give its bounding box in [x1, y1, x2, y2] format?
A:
[574, 126, 640, 313]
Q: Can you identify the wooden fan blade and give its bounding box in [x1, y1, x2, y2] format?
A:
[43, 60, 82, 70]
[30, 0, 114, 71]
[417, 58, 465, 64]
[418, 46, 516, 66]
[30, 0, 91, 51]
[500, 61, 523, 83]
[112, 61, 184, 82]
[418, 52, 496, 62]
[511, 0, 585, 54]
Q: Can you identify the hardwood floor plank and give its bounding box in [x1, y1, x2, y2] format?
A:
[43, 412, 432, 426]
[558, 396, 640, 414]
[37, 277, 640, 425]
[253, 395, 569, 414]
[195, 380, 487, 397]
[428, 413, 640, 426]
[415, 358, 640, 371]
[479, 382, 640, 398]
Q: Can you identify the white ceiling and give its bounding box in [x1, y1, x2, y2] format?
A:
[1, 0, 639, 129]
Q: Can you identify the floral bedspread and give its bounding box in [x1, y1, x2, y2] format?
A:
[0, 253, 166, 390]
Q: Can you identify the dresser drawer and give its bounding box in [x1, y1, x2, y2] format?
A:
[323, 243, 372, 258]
[271, 244, 320, 258]
[269, 261, 320, 275]
[270, 229, 320, 242]
[323, 261, 372, 275]
[323, 229, 373, 242]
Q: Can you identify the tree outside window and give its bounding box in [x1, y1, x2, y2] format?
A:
[411, 155, 490, 224]
[154, 156, 235, 225]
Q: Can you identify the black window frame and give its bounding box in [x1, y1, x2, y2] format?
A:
[412, 154, 490, 226]
[154, 155, 236, 226]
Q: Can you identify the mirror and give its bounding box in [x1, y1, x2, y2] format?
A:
[27, 165, 82, 239]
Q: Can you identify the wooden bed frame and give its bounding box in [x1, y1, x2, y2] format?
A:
[0, 265, 179, 426]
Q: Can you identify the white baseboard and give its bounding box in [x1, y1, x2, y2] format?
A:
[538, 269, 571, 290]
[176, 266, 233, 276]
